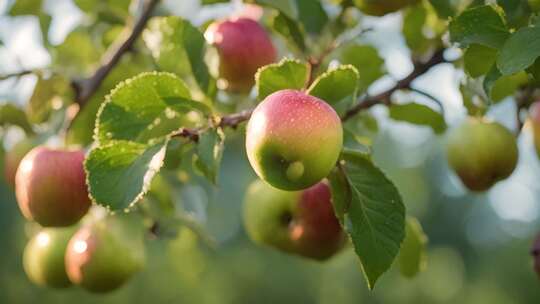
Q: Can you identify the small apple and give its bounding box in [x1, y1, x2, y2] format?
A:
[246, 89, 343, 191]
[353, 0, 419, 16]
[205, 17, 277, 93]
[15, 146, 92, 227]
[529, 101, 540, 157]
[4, 138, 37, 187]
[65, 215, 146, 293]
[23, 227, 75, 288]
[446, 118, 518, 192]
[243, 180, 345, 260]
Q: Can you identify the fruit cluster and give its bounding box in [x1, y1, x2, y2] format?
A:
[7, 3, 540, 293]
[8, 146, 145, 292]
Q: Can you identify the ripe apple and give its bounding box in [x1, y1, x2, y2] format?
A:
[529, 101, 540, 157]
[353, 0, 418, 16]
[205, 17, 277, 93]
[15, 147, 92, 227]
[4, 138, 37, 187]
[23, 227, 75, 288]
[65, 215, 146, 293]
[446, 118, 518, 192]
[243, 180, 346, 260]
[246, 89, 343, 191]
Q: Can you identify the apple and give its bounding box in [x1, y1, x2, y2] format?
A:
[243, 180, 345, 260]
[353, 0, 419, 16]
[15, 147, 91, 227]
[446, 118, 518, 192]
[246, 89, 343, 191]
[65, 215, 146, 293]
[4, 138, 37, 187]
[205, 17, 277, 93]
[23, 227, 75, 288]
[529, 101, 540, 157]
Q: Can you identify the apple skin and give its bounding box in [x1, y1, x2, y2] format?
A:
[243, 180, 346, 260]
[446, 118, 518, 192]
[529, 101, 540, 157]
[15, 147, 91, 227]
[23, 227, 75, 288]
[353, 0, 419, 16]
[65, 215, 145, 293]
[246, 90, 343, 191]
[4, 138, 37, 187]
[205, 17, 277, 93]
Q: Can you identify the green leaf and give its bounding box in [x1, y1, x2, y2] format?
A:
[38, 13, 51, 43]
[85, 140, 168, 211]
[403, 3, 429, 53]
[296, 0, 329, 34]
[27, 74, 73, 124]
[252, 0, 298, 19]
[66, 53, 153, 146]
[389, 103, 446, 134]
[195, 128, 225, 184]
[255, 59, 309, 100]
[449, 5, 509, 49]
[96, 72, 207, 145]
[9, 0, 42, 15]
[497, 0, 531, 28]
[428, 0, 455, 18]
[491, 72, 528, 102]
[307, 65, 359, 113]
[398, 216, 428, 278]
[0, 103, 34, 134]
[329, 151, 405, 289]
[144, 17, 213, 93]
[463, 44, 497, 78]
[483, 65, 528, 102]
[272, 12, 306, 52]
[497, 26, 540, 75]
[339, 44, 384, 93]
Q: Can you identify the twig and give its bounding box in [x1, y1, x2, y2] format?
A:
[408, 87, 446, 117]
[174, 49, 448, 142]
[172, 109, 253, 140]
[0, 70, 34, 81]
[218, 109, 253, 129]
[342, 48, 447, 121]
[72, 0, 160, 107]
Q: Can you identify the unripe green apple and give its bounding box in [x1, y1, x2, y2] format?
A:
[23, 227, 76, 288]
[529, 101, 540, 157]
[532, 234, 540, 278]
[353, 0, 419, 16]
[243, 180, 346, 260]
[4, 138, 37, 187]
[446, 118, 518, 192]
[205, 17, 277, 93]
[15, 147, 91, 227]
[246, 90, 343, 191]
[65, 215, 146, 293]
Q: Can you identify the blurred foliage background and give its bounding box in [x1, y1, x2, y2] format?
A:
[1, 0, 540, 303]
